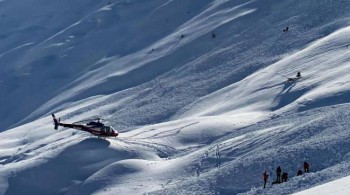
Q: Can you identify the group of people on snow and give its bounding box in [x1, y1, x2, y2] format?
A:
[263, 161, 310, 189]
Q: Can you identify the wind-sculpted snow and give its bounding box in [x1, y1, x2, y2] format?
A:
[2, 0, 350, 194]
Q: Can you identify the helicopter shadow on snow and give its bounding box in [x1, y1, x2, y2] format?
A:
[68, 137, 111, 150]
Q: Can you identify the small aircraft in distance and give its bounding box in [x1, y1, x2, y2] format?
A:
[52, 114, 118, 137]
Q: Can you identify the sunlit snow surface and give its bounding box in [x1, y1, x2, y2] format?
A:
[1, 0, 350, 194]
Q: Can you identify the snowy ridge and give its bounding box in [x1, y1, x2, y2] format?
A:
[1, 0, 350, 194]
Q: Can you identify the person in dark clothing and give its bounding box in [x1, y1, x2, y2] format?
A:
[283, 26, 289, 32]
[211, 32, 216, 38]
[287, 71, 302, 82]
[276, 166, 282, 182]
[304, 161, 310, 173]
[281, 172, 288, 182]
[180, 34, 185, 39]
[296, 71, 301, 78]
[297, 169, 303, 176]
[263, 171, 269, 188]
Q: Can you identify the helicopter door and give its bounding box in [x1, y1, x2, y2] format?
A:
[101, 126, 106, 133]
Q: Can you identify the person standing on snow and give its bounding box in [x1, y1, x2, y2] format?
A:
[281, 172, 288, 182]
[304, 161, 310, 173]
[297, 169, 303, 176]
[276, 166, 282, 183]
[263, 171, 269, 188]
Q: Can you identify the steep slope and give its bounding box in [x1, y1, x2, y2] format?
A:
[294, 174, 350, 195]
[1, 0, 350, 195]
[2, 0, 349, 130]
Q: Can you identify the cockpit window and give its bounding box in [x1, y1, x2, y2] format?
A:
[109, 126, 116, 133]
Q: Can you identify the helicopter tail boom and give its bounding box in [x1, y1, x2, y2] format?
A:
[52, 114, 59, 130]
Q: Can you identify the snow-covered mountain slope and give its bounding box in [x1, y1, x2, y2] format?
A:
[294, 174, 350, 195]
[2, 0, 350, 194]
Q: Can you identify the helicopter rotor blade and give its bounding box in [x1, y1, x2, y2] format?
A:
[72, 116, 105, 124]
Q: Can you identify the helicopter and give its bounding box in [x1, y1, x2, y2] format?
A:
[51, 114, 118, 137]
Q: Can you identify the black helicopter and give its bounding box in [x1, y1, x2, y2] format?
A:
[52, 114, 118, 137]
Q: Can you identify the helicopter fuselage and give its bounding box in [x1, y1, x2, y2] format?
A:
[52, 114, 118, 137]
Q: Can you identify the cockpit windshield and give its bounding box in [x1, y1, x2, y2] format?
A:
[110, 126, 117, 133]
[100, 126, 117, 133]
